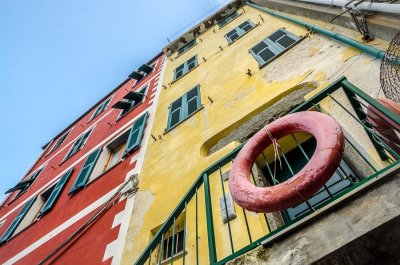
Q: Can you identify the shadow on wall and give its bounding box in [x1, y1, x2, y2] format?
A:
[200, 82, 318, 157]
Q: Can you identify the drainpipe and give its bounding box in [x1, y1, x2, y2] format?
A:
[294, 0, 400, 15]
[246, 2, 385, 59]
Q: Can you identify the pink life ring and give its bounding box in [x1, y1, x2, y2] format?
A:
[229, 111, 344, 213]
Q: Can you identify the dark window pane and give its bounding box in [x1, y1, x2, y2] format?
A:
[176, 230, 184, 253]
[187, 56, 196, 64]
[187, 56, 197, 71]
[170, 109, 181, 127]
[175, 70, 183, 79]
[186, 87, 198, 100]
[171, 98, 182, 111]
[228, 32, 240, 42]
[163, 238, 169, 260]
[187, 62, 195, 71]
[187, 99, 198, 116]
[268, 29, 286, 42]
[239, 21, 252, 32]
[258, 48, 275, 63]
[277, 35, 296, 48]
[251, 41, 268, 54]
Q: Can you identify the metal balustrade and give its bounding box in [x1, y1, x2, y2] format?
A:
[134, 77, 400, 265]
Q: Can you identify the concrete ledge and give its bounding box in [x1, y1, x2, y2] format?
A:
[227, 167, 400, 264]
[249, 0, 400, 41]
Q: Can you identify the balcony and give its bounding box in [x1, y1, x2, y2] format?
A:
[134, 77, 400, 265]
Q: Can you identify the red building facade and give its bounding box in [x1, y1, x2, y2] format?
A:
[0, 53, 166, 265]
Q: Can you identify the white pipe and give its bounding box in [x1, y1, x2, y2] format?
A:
[295, 0, 400, 14]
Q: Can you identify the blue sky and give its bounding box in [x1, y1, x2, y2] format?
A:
[0, 0, 229, 202]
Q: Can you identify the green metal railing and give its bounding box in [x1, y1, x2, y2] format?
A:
[134, 77, 400, 265]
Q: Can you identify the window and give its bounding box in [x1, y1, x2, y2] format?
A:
[225, 20, 256, 44]
[38, 168, 73, 216]
[167, 85, 202, 130]
[118, 86, 148, 118]
[0, 168, 72, 244]
[89, 131, 129, 182]
[0, 196, 37, 244]
[123, 112, 148, 157]
[161, 229, 185, 261]
[89, 97, 112, 122]
[217, 11, 239, 28]
[104, 145, 125, 171]
[250, 28, 300, 67]
[5, 167, 44, 198]
[69, 147, 102, 195]
[49, 130, 70, 154]
[128, 64, 154, 82]
[263, 138, 359, 222]
[173, 56, 198, 81]
[177, 39, 196, 56]
[68, 113, 148, 191]
[63, 129, 92, 161]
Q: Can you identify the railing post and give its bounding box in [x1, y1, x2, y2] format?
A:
[203, 172, 217, 264]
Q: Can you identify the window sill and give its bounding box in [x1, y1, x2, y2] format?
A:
[218, 12, 243, 29]
[164, 105, 204, 135]
[170, 64, 199, 85]
[258, 35, 307, 70]
[227, 23, 259, 46]
[175, 43, 198, 59]
[160, 251, 186, 265]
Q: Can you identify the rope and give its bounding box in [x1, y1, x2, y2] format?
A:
[264, 125, 316, 212]
[37, 176, 138, 265]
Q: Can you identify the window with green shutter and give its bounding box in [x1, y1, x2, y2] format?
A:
[224, 20, 256, 44]
[0, 196, 37, 244]
[89, 97, 112, 122]
[38, 168, 74, 216]
[173, 56, 198, 81]
[123, 112, 148, 157]
[118, 86, 148, 118]
[249, 28, 300, 67]
[64, 129, 92, 161]
[167, 85, 202, 130]
[217, 11, 239, 28]
[68, 147, 102, 195]
[177, 39, 197, 56]
[48, 130, 70, 154]
[5, 167, 43, 198]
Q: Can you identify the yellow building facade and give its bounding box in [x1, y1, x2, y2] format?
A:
[121, 1, 399, 264]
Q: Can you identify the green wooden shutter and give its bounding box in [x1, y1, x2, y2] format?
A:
[0, 196, 37, 244]
[4, 168, 43, 194]
[185, 85, 201, 117]
[123, 112, 148, 157]
[94, 97, 111, 118]
[78, 130, 91, 149]
[39, 168, 74, 216]
[68, 147, 102, 195]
